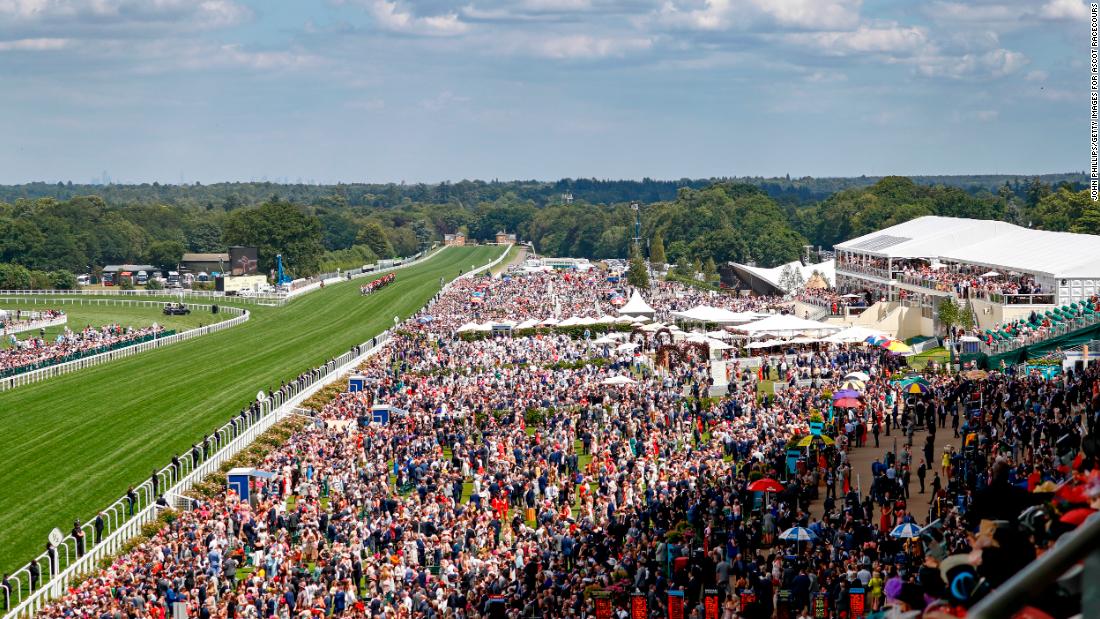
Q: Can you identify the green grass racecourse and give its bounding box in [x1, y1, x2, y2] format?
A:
[0, 245, 502, 572]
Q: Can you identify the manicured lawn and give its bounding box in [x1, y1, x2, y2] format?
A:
[0, 303, 231, 348]
[906, 347, 950, 371]
[0, 245, 503, 573]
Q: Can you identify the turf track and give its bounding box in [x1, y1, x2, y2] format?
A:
[0, 245, 501, 571]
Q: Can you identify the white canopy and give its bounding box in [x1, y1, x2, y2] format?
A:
[618, 290, 656, 316]
[616, 342, 639, 352]
[456, 322, 481, 333]
[601, 375, 637, 385]
[706, 330, 733, 340]
[673, 305, 765, 324]
[687, 333, 734, 350]
[539, 318, 560, 326]
[746, 339, 787, 349]
[735, 314, 841, 335]
[822, 325, 888, 344]
[615, 316, 636, 324]
[592, 335, 617, 345]
[515, 319, 539, 329]
[597, 315, 618, 324]
[558, 316, 583, 327]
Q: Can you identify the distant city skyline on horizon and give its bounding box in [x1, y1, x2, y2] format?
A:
[0, 0, 1090, 184]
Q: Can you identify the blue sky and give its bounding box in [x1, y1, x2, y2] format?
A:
[0, 0, 1090, 184]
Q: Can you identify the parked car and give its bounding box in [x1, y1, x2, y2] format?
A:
[163, 303, 190, 316]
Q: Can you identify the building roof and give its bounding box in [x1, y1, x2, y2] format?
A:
[939, 227, 1100, 278]
[181, 253, 229, 262]
[103, 264, 157, 272]
[728, 259, 835, 294]
[834, 216, 1019, 259]
[835, 216, 1100, 278]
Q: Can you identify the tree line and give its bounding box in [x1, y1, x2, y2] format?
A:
[0, 174, 1094, 289]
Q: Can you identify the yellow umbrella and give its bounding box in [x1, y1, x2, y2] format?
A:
[795, 434, 835, 447]
[886, 340, 912, 353]
[839, 379, 865, 391]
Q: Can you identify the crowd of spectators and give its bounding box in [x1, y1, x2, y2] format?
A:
[1, 323, 164, 378]
[19, 267, 1100, 619]
[0, 309, 65, 335]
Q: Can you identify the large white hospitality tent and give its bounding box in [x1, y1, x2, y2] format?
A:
[672, 305, 766, 325]
[833, 216, 1100, 304]
[734, 314, 841, 335]
[618, 290, 656, 317]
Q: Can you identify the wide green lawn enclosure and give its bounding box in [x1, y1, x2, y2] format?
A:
[0, 245, 503, 572]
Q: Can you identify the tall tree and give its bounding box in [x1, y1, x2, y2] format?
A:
[627, 246, 649, 288]
[650, 233, 667, 266]
[222, 201, 324, 276]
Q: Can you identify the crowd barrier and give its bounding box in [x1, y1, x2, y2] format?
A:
[0, 298, 248, 392]
[0, 245, 511, 619]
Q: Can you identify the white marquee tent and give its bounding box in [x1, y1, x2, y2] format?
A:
[735, 314, 841, 335]
[618, 290, 656, 317]
[672, 305, 766, 325]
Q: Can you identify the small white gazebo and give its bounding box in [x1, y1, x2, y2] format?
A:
[618, 290, 656, 318]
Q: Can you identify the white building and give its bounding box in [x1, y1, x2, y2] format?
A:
[833, 216, 1100, 337]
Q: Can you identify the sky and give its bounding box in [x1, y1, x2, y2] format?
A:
[0, 0, 1091, 184]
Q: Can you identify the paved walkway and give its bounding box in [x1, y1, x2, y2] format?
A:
[808, 411, 960, 525]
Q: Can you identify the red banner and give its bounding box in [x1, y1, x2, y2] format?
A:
[668, 591, 685, 619]
[631, 594, 647, 619]
[704, 589, 719, 619]
[595, 597, 612, 619]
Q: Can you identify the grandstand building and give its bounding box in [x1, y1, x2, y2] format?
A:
[833, 216, 1100, 339]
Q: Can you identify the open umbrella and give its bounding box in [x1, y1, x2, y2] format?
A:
[795, 434, 835, 447]
[903, 382, 931, 395]
[601, 375, 637, 386]
[890, 523, 923, 538]
[834, 398, 863, 408]
[884, 340, 913, 353]
[845, 371, 871, 382]
[962, 369, 989, 380]
[747, 478, 785, 493]
[839, 379, 865, 391]
[779, 526, 817, 542]
[832, 389, 862, 400]
[1059, 507, 1096, 526]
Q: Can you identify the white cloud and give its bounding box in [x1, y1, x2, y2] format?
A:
[529, 33, 653, 58]
[1038, 0, 1088, 19]
[369, 0, 469, 35]
[785, 24, 929, 56]
[917, 48, 1027, 79]
[0, 37, 69, 50]
[420, 90, 470, 110]
[0, 0, 252, 29]
[653, 0, 860, 32]
[930, 0, 1088, 24]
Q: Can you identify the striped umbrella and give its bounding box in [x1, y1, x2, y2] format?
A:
[890, 523, 923, 538]
[779, 526, 818, 542]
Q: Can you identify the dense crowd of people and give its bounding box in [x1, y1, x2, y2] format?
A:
[0, 308, 65, 334]
[894, 263, 1047, 303]
[19, 267, 1100, 619]
[1, 323, 164, 378]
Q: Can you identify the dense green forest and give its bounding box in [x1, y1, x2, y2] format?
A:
[0, 174, 1094, 288]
